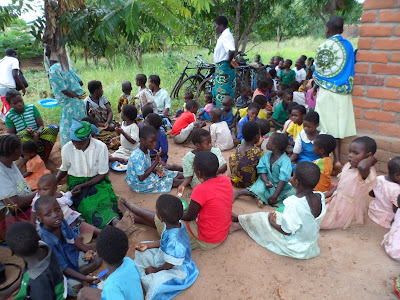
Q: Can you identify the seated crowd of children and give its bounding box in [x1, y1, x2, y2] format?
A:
[1, 53, 400, 300]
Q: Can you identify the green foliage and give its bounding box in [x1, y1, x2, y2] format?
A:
[0, 3, 21, 31]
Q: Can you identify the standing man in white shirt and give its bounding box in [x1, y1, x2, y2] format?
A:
[0, 49, 26, 96]
[212, 16, 236, 107]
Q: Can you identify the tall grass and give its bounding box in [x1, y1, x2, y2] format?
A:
[21, 37, 358, 124]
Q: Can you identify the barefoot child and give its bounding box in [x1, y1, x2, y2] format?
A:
[231, 161, 326, 260]
[285, 104, 306, 142]
[271, 89, 293, 131]
[320, 136, 378, 230]
[36, 196, 102, 297]
[278, 59, 296, 85]
[198, 93, 213, 121]
[369, 157, 400, 228]
[135, 74, 157, 113]
[382, 195, 400, 261]
[117, 81, 134, 113]
[256, 118, 271, 153]
[235, 85, 252, 109]
[252, 79, 274, 112]
[146, 113, 169, 164]
[230, 121, 263, 188]
[221, 95, 238, 140]
[210, 107, 234, 151]
[22, 140, 51, 191]
[178, 129, 227, 194]
[175, 91, 194, 118]
[239, 95, 268, 120]
[234, 133, 295, 207]
[237, 102, 260, 140]
[312, 134, 336, 193]
[125, 126, 183, 193]
[135, 195, 199, 299]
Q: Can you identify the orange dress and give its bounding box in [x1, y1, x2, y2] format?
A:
[25, 155, 51, 190]
[313, 157, 333, 193]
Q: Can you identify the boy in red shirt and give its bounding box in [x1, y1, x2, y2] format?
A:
[171, 100, 205, 146]
[118, 151, 233, 250]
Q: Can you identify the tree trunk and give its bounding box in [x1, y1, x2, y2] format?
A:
[106, 57, 113, 70]
[277, 26, 280, 48]
[133, 47, 143, 70]
[83, 44, 89, 66]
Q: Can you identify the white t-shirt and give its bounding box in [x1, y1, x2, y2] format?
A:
[213, 28, 235, 63]
[153, 88, 171, 113]
[210, 121, 234, 151]
[293, 91, 307, 108]
[292, 67, 306, 83]
[0, 56, 19, 88]
[120, 122, 139, 151]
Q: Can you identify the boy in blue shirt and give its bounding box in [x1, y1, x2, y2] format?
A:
[237, 102, 260, 140]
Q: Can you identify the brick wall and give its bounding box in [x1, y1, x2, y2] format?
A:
[345, 0, 400, 173]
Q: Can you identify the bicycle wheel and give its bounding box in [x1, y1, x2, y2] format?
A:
[171, 77, 184, 98]
[176, 75, 203, 99]
[196, 76, 213, 103]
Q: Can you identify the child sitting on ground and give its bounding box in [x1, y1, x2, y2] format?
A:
[117, 81, 134, 113]
[235, 85, 252, 109]
[175, 91, 194, 118]
[178, 129, 227, 194]
[221, 96, 238, 140]
[369, 157, 400, 228]
[252, 78, 274, 111]
[171, 100, 205, 146]
[198, 93, 213, 121]
[306, 80, 318, 110]
[22, 140, 51, 191]
[138, 105, 154, 129]
[234, 133, 295, 208]
[125, 126, 184, 193]
[271, 89, 293, 130]
[239, 95, 268, 120]
[36, 196, 102, 297]
[312, 134, 336, 193]
[6, 222, 66, 299]
[210, 107, 234, 151]
[237, 102, 260, 140]
[110, 104, 139, 163]
[278, 59, 296, 85]
[292, 59, 306, 85]
[256, 118, 271, 153]
[134, 195, 199, 299]
[77, 226, 143, 300]
[291, 111, 323, 169]
[119, 150, 233, 251]
[230, 121, 263, 188]
[231, 161, 326, 260]
[281, 102, 297, 136]
[146, 113, 169, 164]
[320, 136, 378, 230]
[285, 104, 306, 143]
[382, 195, 400, 261]
[135, 74, 157, 113]
[290, 81, 307, 108]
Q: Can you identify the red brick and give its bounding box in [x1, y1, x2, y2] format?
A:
[396, 27, 400, 36]
[378, 123, 400, 137]
[387, 77, 400, 88]
[358, 38, 373, 50]
[352, 97, 381, 109]
[355, 63, 369, 73]
[364, 110, 396, 122]
[391, 142, 400, 154]
[356, 119, 377, 131]
[360, 25, 393, 37]
[391, 53, 400, 62]
[357, 52, 389, 63]
[367, 88, 400, 100]
[375, 149, 394, 163]
[353, 108, 363, 119]
[376, 139, 391, 151]
[374, 39, 400, 50]
[352, 86, 365, 96]
[361, 11, 377, 23]
[383, 101, 400, 111]
[371, 64, 400, 75]
[354, 74, 384, 86]
[379, 10, 400, 22]
[364, 0, 397, 9]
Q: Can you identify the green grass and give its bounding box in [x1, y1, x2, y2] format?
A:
[21, 36, 358, 124]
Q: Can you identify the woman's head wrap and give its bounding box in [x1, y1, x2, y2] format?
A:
[70, 120, 98, 141]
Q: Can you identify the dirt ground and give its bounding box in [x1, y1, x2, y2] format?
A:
[0, 125, 399, 299]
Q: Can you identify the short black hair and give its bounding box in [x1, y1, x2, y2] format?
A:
[194, 151, 219, 177]
[270, 133, 288, 152]
[88, 80, 102, 94]
[282, 89, 293, 98]
[184, 91, 194, 99]
[22, 140, 39, 154]
[256, 119, 270, 136]
[269, 69, 277, 78]
[135, 74, 147, 85]
[304, 111, 319, 124]
[145, 113, 163, 131]
[247, 102, 260, 112]
[300, 55, 307, 61]
[280, 84, 290, 91]
[6, 222, 39, 257]
[253, 95, 267, 106]
[285, 59, 292, 66]
[314, 134, 336, 154]
[258, 78, 273, 89]
[0, 134, 21, 157]
[191, 128, 210, 145]
[241, 85, 251, 93]
[148, 75, 160, 86]
[327, 16, 344, 34]
[156, 194, 183, 224]
[242, 121, 260, 142]
[351, 136, 377, 154]
[34, 195, 58, 213]
[289, 81, 300, 91]
[291, 104, 306, 115]
[287, 102, 298, 114]
[185, 99, 198, 110]
[141, 105, 154, 119]
[122, 81, 131, 90]
[210, 107, 222, 120]
[38, 174, 57, 187]
[388, 157, 400, 178]
[294, 161, 321, 189]
[214, 16, 228, 27]
[96, 226, 128, 265]
[5, 89, 20, 105]
[139, 125, 158, 139]
[6, 48, 17, 56]
[122, 104, 137, 121]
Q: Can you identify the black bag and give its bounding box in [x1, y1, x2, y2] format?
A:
[15, 71, 28, 91]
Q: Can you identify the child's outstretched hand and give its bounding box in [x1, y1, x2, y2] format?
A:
[135, 243, 148, 252]
[83, 250, 96, 261]
[115, 127, 124, 134]
[145, 266, 158, 274]
[177, 185, 185, 196]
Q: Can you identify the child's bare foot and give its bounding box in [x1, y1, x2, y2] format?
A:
[257, 200, 264, 208]
[229, 222, 242, 233]
[118, 197, 130, 214]
[233, 189, 250, 202]
[116, 211, 136, 235]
